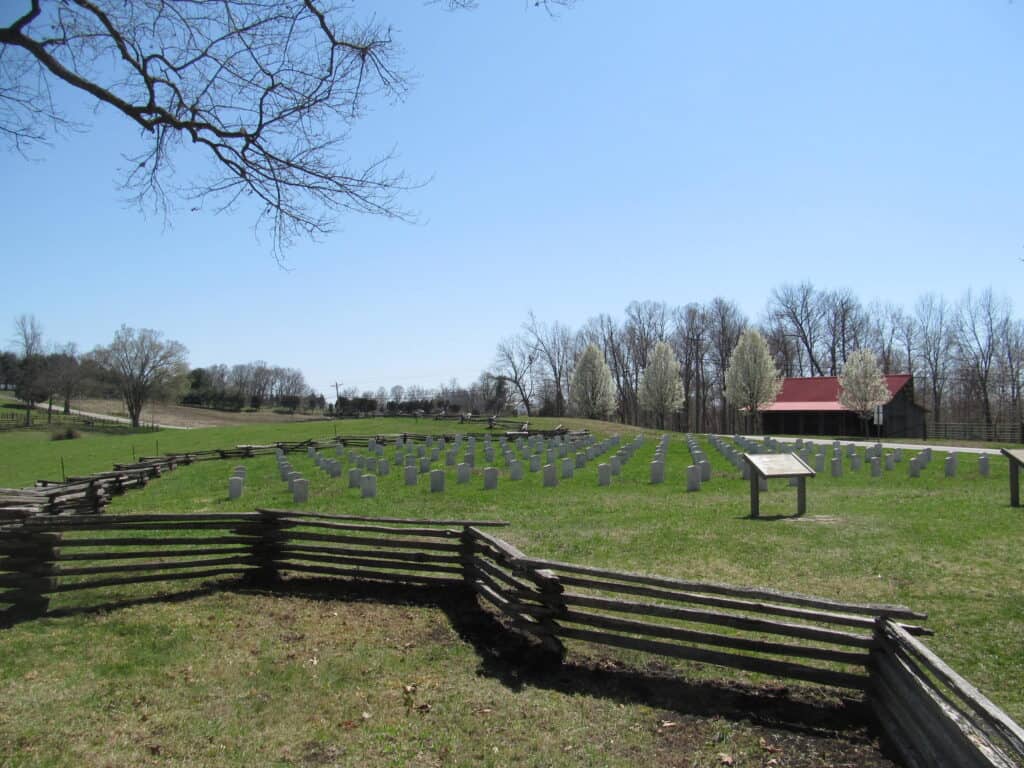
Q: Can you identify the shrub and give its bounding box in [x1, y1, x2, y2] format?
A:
[51, 427, 81, 441]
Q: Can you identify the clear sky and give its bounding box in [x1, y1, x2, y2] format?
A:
[2, 1, 1022, 396]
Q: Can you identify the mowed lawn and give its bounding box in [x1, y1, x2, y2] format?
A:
[1, 418, 1021, 766]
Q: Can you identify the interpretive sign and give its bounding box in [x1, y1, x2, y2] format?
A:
[743, 453, 815, 518]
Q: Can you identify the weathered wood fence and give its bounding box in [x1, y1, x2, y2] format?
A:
[2, 510, 1020, 767]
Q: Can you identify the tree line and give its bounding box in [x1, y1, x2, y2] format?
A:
[477, 285, 1022, 431]
[2, 316, 325, 427]
[7, 281, 1021, 432]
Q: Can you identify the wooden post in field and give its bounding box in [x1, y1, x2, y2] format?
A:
[248, 509, 283, 586]
[1001, 449, 1024, 508]
[527, 566, 567, 660]
[2, 528, 59, 624]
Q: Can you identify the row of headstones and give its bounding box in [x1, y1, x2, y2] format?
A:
[402, 433, 647, 491]
[907, 449, 990, 478]
[683, 434, 712, 491]
[739, 437, 993, 479]
[276, 454, 311, 502]
[282, 433, 639, 497]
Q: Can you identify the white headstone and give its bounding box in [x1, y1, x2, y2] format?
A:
[292, 477, 309, 503]
[597, 463, 611, 486]
[686, 465, 701, 492]
[361, 474, 377, 498]
[430, 468, 445, 493]
[228, 476, 243, 500]
[650, 461, 664, 484]
[404, 465, 418, 486]
[457, 463, 471, 484]
[483, 467, 498, 490]
[543, 464, 557, 487]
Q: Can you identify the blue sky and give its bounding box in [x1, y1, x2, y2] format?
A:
[2, 1, 1022, 396]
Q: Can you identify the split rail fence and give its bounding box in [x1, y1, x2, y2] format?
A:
[1, 511, 1021, 767]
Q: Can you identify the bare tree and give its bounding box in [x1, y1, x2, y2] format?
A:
[767, 283, 825, 376]
[49, 341, 81, 415]
[669, 304, 709, 432]
[90, 325, 188, 427]
[915, 293, 954, 424]
[999, 319, 1024, 429]
[493, 335, 535, 416]
[894, 308, 917, 377]
[12, 313, 47, 424]
[622, 300, 668, 425]
[866, 302, 899, 374]
[820, 288, 866, 375]
[705, 297, 746, 432]
[1, 0, 415, 257]
[13, 314, 43, 357]
[954, 288, 1009, 426]
[523, 312, 574, 417]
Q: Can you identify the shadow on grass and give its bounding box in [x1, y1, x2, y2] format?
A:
[3, 574, 885, 751]
[236, 576, 878, 742]
[738, 513, 804, 521]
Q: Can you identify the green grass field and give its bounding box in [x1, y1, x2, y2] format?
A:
[1, 418, 1021, 767]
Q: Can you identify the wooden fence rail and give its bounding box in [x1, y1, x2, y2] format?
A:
[1, 512, 1021, 767]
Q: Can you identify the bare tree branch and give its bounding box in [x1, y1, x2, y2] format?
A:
[1, 0, 420, 259]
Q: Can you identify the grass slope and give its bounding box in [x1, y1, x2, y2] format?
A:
[1, 417, 1021, 766]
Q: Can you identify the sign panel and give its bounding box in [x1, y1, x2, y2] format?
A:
[744, 452, 815, 479]
[1001, 448, 1024, 466]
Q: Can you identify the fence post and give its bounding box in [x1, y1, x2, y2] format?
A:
[460, 527, 478, 586]
[524, 566, 566, 660]
[247, 510, 283, 587]
[2, 528, 59, 624]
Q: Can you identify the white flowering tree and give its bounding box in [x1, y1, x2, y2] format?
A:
[569, 344, 616, 420]
[638, 341, 683, 428]
[839, 348, 890, 436]
[724, 328, 782, 434]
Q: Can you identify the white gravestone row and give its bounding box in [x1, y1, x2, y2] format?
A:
[684, 435, 711, 488]
[649, 434, 669, 484]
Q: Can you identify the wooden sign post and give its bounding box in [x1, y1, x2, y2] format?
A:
[743, 453, 815, 518]
[1000, 449, 1024, 507]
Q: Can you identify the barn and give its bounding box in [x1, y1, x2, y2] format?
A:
[759, 374, 926, 439]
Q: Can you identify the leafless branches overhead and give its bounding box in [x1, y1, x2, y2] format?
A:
[0, 0, 417, 257]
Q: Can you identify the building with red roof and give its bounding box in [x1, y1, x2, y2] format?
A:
[760, 374, 926, 438]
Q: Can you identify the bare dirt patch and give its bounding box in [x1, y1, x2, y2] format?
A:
[70, 398, 329, 428]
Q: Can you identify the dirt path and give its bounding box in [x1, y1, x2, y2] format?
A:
[67, 398, 330, 429]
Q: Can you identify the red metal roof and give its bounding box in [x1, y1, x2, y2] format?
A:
[760, 375, 911, 413]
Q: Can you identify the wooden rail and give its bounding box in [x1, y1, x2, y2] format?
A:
[1, 510, 1021, 766]
[870, 620, 1024, 768]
